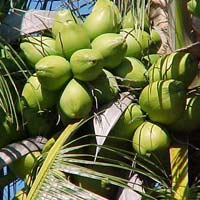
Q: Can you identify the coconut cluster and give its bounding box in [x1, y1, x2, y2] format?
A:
[17, 0, 200, 157]
[6, 0, 200, 196]
[18, 0, 161, 139]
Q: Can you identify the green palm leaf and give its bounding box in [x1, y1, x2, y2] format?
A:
[23, 116, 173, 200]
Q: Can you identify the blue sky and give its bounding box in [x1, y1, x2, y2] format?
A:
[28, 0, 92, 14]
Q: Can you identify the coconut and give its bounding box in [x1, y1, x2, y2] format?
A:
[35, 55, 72, 91]
[59, 79, 93, 120]
[120, 28, 151, 59]
[122, 10, 135, 29]
[122, 9, 150, 30]
[9, 151, 41, 180]
[139, 79, 187, 125]
[0, 113, 21, 149]
[70, 49, 104, 81]
[170, 95, 200, 133]
[132, 121, 170, 156]
[91, 33, 127, 69]
[21, 75, 59, 110]
[111, 103, 145, 141]
[55, 21, 91, 60]
[148, 52, 198, 87]
[142, 53, 161, 68]
[20, 36, 58, 68]
[52, 9, 80, 38]
[113, 57, 148, 88]
[90, 69, 119, 105]
[83, 0, 121, 41]
[187, 0, 200, 17]
[22, 107, 57, 137]
[149, 29, 162, 53]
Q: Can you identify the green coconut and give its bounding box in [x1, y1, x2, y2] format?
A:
[187, 0, 200, 17]
[149, 29, 162, 53]
[122, 9, 150, 30]
[59, 79, 93, 120]
[35, 55, 72, 91]
[132, 121, 170, 156]
[22, 107, 57, 137]
[120, 28, 151, 59]
[142, 53, 161, 68]
[83, 0, 121, 41]
[21, 75, 59, 110]
[9, 151, 41, 180]
[111, 103, 145, 141]
[0, 113, 22, 149]
[139, 79, 187, 125]
[55, 21, 91, 60]
[90, 69, 119, 105]
[91, 33, 127, 69]
[20, 36, 58, 68]
[148, 52, 198, 87]
[52, 9, 80, 38]
[170, 95, 200, 133]
[113, 57, 148, 88]
[122, 10, 135, 29]
[70, 49, 104, 81]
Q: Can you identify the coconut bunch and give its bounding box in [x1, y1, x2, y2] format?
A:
[17, 0, 160, 139]
[16, 0, 198, 162]
[5, 0, 200, 198]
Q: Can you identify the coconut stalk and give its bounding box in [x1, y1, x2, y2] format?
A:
[167, 1, 191, 199]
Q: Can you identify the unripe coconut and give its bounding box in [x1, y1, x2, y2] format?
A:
[59, 79, 93, 119]
[52, 9, 80, 38]
[35, 55, 72, 91]
[113, 57, 148, 88]
[132, 121, 170, 156]
[142, 53, 161, 68]
[139, 79, 187, 125]
[21, 75, 59, 110]
[122, 9, 150, 30]
[149, 29, 162, 53]
[70, 49, 104, 81]
[91, 33, 127, 69]
[20, 36, 58, 67]
[120, 29, 151, 59]
[83, 0, 121, 41]
[0, 114, 21, 149]
[122, 10, 135, 29]
[170, 95, 200, 133]
[111, 103, 145, 141]
[23, 107, 57, 137]
[148, 52, 198, 87]
[9, 151, 41, 180]
[55, 21, 91, 60]
[187, 0, 200, 17]
[90, 69, 119, 105]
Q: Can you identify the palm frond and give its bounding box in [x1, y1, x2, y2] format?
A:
[23, 117, 173, 199]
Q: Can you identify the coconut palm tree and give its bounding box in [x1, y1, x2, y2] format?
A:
[1, 0, 200, 199]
